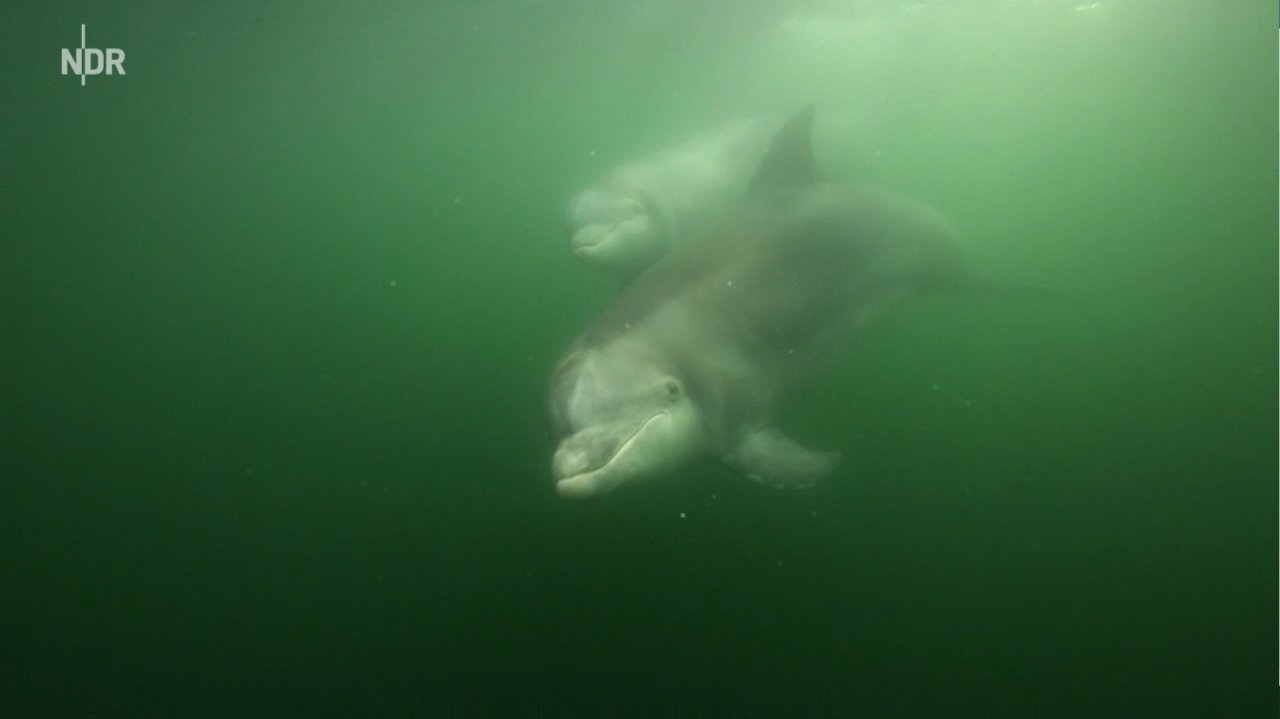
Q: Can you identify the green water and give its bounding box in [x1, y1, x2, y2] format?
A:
[4, 0, 1275, 713]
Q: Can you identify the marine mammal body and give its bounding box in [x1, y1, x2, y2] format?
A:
[546, 106, 978, 499]
[565, 116, 784, 280]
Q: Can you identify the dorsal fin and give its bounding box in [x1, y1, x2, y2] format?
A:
[749, 105, 826, 194]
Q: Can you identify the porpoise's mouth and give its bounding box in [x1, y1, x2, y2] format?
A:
[555, 411, 667, 499]
[570, 221, 626, 256]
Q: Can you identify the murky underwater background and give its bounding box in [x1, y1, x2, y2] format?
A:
[3, 0, 1276, 713]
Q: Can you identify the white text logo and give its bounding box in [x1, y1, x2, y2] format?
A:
[61, 25, 125, 85]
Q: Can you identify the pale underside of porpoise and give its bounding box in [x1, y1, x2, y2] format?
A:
[546, 106, 976, 499]
[564, 116, 784, 280]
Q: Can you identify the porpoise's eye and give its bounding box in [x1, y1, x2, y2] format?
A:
[664, 380, 681, 400]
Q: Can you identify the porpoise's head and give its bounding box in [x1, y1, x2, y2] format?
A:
[546, 341, 705, 499]
[564, 187, 667, 277]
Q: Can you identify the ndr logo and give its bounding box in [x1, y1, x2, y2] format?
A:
[61, 25, 125, 85]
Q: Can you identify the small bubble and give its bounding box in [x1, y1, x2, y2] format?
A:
[589, 150, 596, 157]
[453, 197, 461, 204]
[389, 280, 396, 287]
[679, 512, 686, 519]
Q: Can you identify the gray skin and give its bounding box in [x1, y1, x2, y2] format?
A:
[565, 117, 784, 281]
[546, 106, 975, 499]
